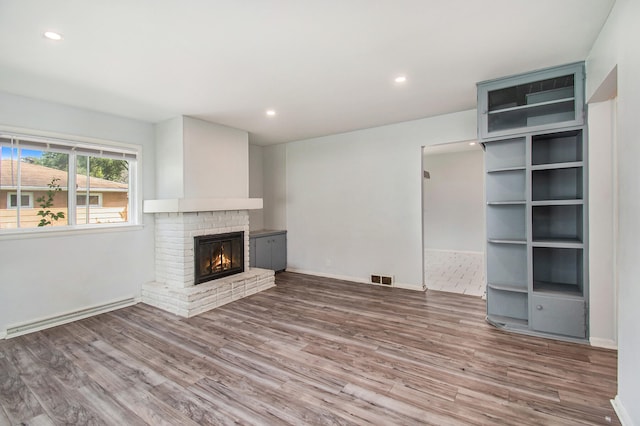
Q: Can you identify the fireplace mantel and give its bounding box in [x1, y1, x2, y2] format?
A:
[143, 197, 262, 213]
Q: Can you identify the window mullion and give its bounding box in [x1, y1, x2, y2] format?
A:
[85, 156, 90, 224]
[15, 142, 21, 228]
[68, 152, 77, 226]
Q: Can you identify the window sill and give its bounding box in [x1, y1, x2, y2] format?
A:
[0, 223, 146, 241]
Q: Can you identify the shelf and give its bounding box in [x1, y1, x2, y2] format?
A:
[532, 239, 583, 249]
[487, 282, 528, 293]
[533, 281, 583, 297]
[531, 199, 583, 206]
[487, 201, 526, 205]
[487, 166, 526, 173]
[488, 239, 526, 245]
[531, 161, 583, 171]
[486, 315, 529, 328]
[488, 100, 575, 134]
[488, 97, 575, 115]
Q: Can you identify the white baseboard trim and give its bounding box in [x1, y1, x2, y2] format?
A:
[3, 296, 140, 339]
[611, 395, 634, 426]
[285, 268, 424, 291]
[590, 337, 618, 350]
[393, 282, 425, 291]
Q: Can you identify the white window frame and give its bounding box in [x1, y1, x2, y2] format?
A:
[0, 130, 141, 236]
[7, 192, 34, 209]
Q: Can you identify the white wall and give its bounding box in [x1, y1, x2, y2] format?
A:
[423, 148, 484, 252]
[183, 117, 249, 199]
[284, 110, 477, 288]
[249, 144, 265, 231]
[263, 143, 287, 230]
[155, 117, 184, 199]
[588, 100, 617, 349]
[587, 0, 640, 422]
[0, 92, 156, 336]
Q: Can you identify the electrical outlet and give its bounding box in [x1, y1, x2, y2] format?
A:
[371, 275, 381, 284]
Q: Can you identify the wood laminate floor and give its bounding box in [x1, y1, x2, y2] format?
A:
[0, 272, 619, 425]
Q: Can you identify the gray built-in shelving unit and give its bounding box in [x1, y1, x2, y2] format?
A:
[478, 62, 588, 340]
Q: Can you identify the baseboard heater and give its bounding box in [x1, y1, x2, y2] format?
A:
[4, 297, 138, 339]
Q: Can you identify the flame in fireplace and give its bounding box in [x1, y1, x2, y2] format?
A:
[211, 252, 232, 272]
[202, 244, 232, 273]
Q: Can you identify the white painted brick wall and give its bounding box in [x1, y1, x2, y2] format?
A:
[154, 210, 250, 289]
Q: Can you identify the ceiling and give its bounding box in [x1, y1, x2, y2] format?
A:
[0, 1, 614, 146]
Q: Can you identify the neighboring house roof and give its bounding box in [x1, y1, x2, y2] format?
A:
[0, 159, 128, 191]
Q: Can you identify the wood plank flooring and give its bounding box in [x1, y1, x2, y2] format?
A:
[0, 272, 619, 425]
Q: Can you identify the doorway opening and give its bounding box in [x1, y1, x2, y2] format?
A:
[422, 140, 486, 296]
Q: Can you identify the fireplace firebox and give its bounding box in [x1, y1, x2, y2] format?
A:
[194, 232, 244, 284]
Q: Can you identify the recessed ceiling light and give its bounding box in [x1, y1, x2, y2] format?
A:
[469, 142, 477, 146]
[394, 75, 407, 84]
[43, 31, 63, 41]
[266, 109, 276, 117]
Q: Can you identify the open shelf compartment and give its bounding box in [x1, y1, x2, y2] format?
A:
[487, 243, 527, 289]
[486, 170, 525, 203]
[485, 137, 526, 170]
[487, 287, 528, 322]
[532, 167, 583, 201]
[487, 204, 526, 242]
[532, 204, 583, 243]
[533, 247, 584, 296]
[532, 130, 583, 165]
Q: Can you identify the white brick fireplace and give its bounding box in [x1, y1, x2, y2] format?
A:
[142, 206, 274, 317]
[142, 116, 275, 317]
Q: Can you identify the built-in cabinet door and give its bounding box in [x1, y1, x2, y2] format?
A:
[531, 294, 586, 338]
[251, 232, 287, 271]
[270, 234, 287, 272]
[255, 237, 272, 269]
[249, 238, 257, 268]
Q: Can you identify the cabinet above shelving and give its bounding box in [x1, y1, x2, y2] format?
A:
[477, 63, 584, 140]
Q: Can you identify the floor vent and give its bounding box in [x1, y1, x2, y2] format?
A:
[371, 274, 393, 285]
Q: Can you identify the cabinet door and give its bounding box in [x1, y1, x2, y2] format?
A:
[270, 233, 287, 271]
[249, 237, 256, 268]
[478, 62, 584, 140]
[531, 294, 586, 338]
[254, 237, 272, 269]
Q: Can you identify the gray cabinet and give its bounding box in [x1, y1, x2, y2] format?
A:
[249, 230, 287, 272]
[480, 63, 588, 341]
[477, 62, 585, 141]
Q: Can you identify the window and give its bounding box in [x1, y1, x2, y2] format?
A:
[0, 133, 139, 231]
[76, 193, 102, 207]
[8, 192, 34, 208]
